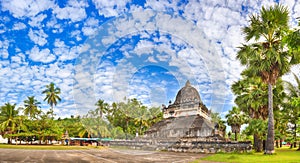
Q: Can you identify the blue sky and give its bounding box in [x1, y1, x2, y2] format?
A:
[0, 0, 299, 119]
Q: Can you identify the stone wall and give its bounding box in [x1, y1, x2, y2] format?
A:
[103, 138, 252, 153]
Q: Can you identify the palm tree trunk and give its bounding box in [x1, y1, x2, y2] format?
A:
[235, 131, 237, 141]
[265, 82, 275, 154]
[51, 106, 54, 118]
[254, 133, 263, 152]
[276, 140, 279, 148]
[280, 139, 282, 148]
[125, 120, 129, 140]
[294, 123, 297, 148]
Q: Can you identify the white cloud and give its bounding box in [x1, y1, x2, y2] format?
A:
[81, 17, 99, 36]
[92, 0, 130, 17]
[46, 16, 63, 33]
[53, 0, 87, 22]
[13, 22, 27, 30]
[28, 28, 48, 46]
[0, 49, 9, 59]
[28, 13, 47, 27]
[53, 39, 81, 61]
[27, 46, 56, 63]
[1, 0, 55, 18]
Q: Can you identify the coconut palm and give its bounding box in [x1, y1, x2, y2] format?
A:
[23, 96, 41, 119]
[0, 103, 19, 144]
[226, 106, 248, 141]
[42, 82, 61, 118]
[133, 105, 150, 136]
[95, 99, 109, 118]
[237, 4, 300, 154]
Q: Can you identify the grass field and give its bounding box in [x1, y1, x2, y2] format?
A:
[0, 144, 105, 150]
[196, 147, 300, 163]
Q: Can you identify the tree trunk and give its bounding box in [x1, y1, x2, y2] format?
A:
[125, 119, 129, 140]
[7, 138, 11, 144]
[280, 139, 282, 148]
[276, 140, 279, 148]
[265, 82, 275, 154]
[254, 134, 263, 152]
[294, 123, 297, 148]
[235, 131, 237, 141]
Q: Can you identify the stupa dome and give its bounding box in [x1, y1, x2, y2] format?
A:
[174, 80, 202, 104]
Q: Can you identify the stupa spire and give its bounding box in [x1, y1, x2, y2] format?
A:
[185, 80, 191, 87]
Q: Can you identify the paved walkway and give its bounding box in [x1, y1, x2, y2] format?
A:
[0, 148, 222, 163]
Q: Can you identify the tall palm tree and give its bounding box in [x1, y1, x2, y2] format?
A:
[0, 103, 19, 144]
[232, 74, 285, 152]
[226, 106, 248, 141]
[236, 4, 300, 154]
[42, 82, 61, 118]
[23, 96, 41, 119]
[95, 99, 109, 118]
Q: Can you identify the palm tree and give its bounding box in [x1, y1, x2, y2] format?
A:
[42, 82, 61, 118]
[244, 119, 268, 151]
[0, 103, 19, 144]
[232, 74, 285, 152]
[226, 106, 248, 141]
[211, 112, 226, 137]
[23, 96, 41, 119]
[236, 4, 300, 154]
[285, 73, 300, 148]
[95, 99, 109, 118]
[232, 76, 269, 120]
[133, 105, 150, 136]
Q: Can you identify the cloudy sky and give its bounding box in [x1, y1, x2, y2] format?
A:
[0, 0, 299, 118]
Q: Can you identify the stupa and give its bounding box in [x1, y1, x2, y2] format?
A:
[144, 80, 216, 139]
[107, 80, 251, 153]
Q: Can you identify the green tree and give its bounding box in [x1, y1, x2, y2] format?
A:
[0, 103, 20, 144]
[232, 76, 269, 120]
[243, 119, 268, 151]
[42, 82, 61, 118]
[232, 75, 285, 152]
[95, 99, 109, 118]
[107, 98, 162, 139]
[58, 116, 82, 138]
[226, 106, 248, 141]
[284, 73, 300, 148]
[211, 112, 226, 137]
[32, 111, 61, 144]
[237, 4, 300, 154]
[23, 96, 41, 119]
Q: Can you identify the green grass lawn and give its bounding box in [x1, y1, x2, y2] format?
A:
[196, 147, 300, 163]
[0, 144, 105, 150]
